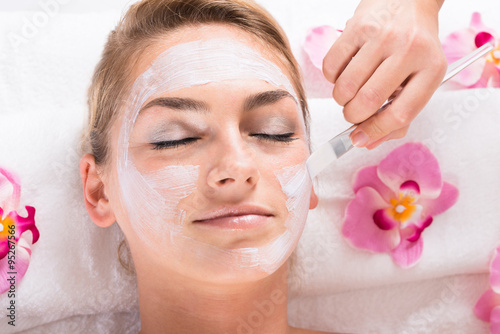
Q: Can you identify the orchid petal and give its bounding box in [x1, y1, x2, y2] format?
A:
[470, 12, 498, 37]
[447, 53, 485, 87]
[475, 31, 495, 48]
[491, 64, 500, 87]
[400, 180, 420, 194]
[390, 233, 424, 267]
[304, 25, 340, 70]
[12, 206, 38, 244]
[342, 187, 400, 253]
[377, 143, 442, 199]
[0, 208, 14, 259]
[491, 307, 500, 334]
[475, 289, 500, 322]
[353, 165, 395, 203]
[441, 27, 484, 87]
[469, 61, 500, 88]
[406, 216, 433, 243]
[490, 247, 500, 293]
[399, 180, 420, 198]
[373, 209, 399, 230]
[441, 27, 477, 61]
[0, 241, 8, 260]
[0, 237, 31, 294]
[441, 12, 499, 88]
[418, 182, 459, 217]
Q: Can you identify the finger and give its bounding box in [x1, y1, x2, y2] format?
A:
[365, 126, 410, 150]
[342, 55, 410, 124]
[322, 32, 360, 84]
[388, 83, 406, 101]
[332, 41, 385, 106]
[351, 69, 442, 147]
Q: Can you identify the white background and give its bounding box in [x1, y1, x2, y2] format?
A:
[0, 0, 499, 39]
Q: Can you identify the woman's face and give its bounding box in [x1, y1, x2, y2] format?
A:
[105, 24, 316, 283]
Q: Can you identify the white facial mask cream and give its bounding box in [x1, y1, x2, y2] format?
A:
[116, 38, 311, 280]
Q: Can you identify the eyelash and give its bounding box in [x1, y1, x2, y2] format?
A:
[251, 132, 297, 143]
[151, 137, 200, 150]
[151, 133, 297, 150]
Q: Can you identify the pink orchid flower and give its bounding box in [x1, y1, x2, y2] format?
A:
[302, 25, 342, 94]
[303, 25, 341, 71]
[342, 143, 459, 267]
[0, 168, 39, 294]
[475, 246, 500, 333]
[442, 12, 500, 88]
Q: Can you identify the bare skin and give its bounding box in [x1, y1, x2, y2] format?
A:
[323, 0, 447, 149]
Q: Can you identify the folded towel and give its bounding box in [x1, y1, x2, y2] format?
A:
[1, 2, 499, 332]
[294, 90, 500, 297]
[288, 90, 500, 333]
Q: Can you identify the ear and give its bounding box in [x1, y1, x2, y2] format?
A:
[80, 153, 116, 228]
[309, 186, 318, 210]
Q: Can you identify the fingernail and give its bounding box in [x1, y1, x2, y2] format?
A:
[351, 131, 370, 148]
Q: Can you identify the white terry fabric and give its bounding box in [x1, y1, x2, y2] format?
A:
[0, 11, 141, 334]
[0, 1, 500, 333]
[289, 91, 500, 333]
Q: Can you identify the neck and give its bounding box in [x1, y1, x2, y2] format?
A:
[136, 260, 291, 334]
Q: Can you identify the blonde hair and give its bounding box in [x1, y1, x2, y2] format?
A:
[84, 0, 310, 165]
[84, 0, 310, 273]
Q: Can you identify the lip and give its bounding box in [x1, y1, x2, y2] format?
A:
[192, 205, 274, 229]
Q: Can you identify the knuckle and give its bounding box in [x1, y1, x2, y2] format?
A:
[406, 29, 440, 56]
[333, 78, 358, 105]
[360, 20, 382, 38]
[342, 103, 370, 124]
[380, 27, 398, 44]
[359, 87, 383, 108]
[391, 111, 412, 127]
[368, 118, 387, 138]
[342, 108, 359, 124]
[345, 18, 355, 30]
[322, 60, 336, 82]
[432, 52, 448, 76]
[395, 127, 409, 139]
[407, 29, 428, 51]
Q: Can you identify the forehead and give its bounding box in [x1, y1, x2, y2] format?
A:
[113, 24, 303, 163]
[131, 23, 293, 86]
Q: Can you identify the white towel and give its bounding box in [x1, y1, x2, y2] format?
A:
[1, 1, 499, 333]
[289, 91, 500, 333]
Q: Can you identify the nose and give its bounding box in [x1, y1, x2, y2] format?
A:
[206, 140, 260, 200]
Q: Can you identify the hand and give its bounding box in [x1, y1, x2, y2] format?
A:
[323, 0, 447, 149]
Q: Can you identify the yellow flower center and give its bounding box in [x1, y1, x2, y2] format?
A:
[0, 215, 15, 241]
[487, 45, 500, 66]
[390, 193, 417, 223]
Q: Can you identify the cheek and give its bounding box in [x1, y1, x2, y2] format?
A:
[275, 163, 311, 210]
[103, 169, 137, 240]
[143, 165, 200, 222]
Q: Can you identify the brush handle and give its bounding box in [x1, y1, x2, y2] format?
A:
[307, 43, 495, 179]
[335, 42, 495, 157]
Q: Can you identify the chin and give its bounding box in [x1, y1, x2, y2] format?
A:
[189, 258, 289, 285]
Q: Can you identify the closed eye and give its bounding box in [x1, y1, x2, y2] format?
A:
[251, 132, 297, 143]
[151, 137, 200, 150]
[151, 133, 297, 150]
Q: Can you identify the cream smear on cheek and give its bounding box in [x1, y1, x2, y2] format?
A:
[117, 38, 311, 276]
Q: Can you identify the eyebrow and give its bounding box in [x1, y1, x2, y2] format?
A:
[140, 97, 209, 113]
[243, 90, 296, 112]
[140, 89, 297, 114]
